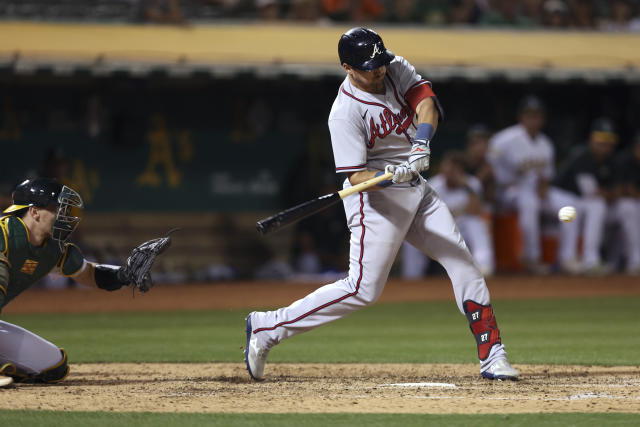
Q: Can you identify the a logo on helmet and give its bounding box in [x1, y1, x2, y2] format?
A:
[370, 43, 383, 59]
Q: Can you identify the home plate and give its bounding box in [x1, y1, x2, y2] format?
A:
[382, 382, 457, 388]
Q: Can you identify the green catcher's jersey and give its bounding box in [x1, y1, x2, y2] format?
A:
[0, 215, 85, 312]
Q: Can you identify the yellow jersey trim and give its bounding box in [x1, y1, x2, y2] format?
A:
[0, 284, 6, 296]
[0, 216, 9, 257]
[59, 243, 84, 277]
[2, 204, 29, 214]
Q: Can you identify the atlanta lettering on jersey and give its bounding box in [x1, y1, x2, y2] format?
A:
[368, 104, 413, 147]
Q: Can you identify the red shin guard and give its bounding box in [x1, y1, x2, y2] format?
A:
[463, 300, 501, 361]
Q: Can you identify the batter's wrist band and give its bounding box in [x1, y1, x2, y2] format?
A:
[375, 171, 393, 187]
[416, 123, 434, 141]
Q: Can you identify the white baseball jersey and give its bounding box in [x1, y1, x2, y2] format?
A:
[249, 55, 509, 372]
[488, 124, 555, 193]
[328, 56, 439, 176]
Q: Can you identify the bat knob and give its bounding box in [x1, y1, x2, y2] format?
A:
[256, 222, 267, 235]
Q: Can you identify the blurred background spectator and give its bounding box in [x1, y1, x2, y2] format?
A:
[0, 0, 639, 27]
[480, 0, 537, 27]
[568, 0, 598, 29]
[136, 0, 187, 25]
[542, 0, 570, 28]
[598, 0, 640, 31]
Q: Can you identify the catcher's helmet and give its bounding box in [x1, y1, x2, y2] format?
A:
[4, 178, 84, 249]
[4, 178, 63, 213]
[338, 27, 395, 71]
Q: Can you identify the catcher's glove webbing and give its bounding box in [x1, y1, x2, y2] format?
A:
[122, 228, 179, 294]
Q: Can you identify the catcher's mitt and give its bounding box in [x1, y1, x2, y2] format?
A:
[122, 228, 179, 294]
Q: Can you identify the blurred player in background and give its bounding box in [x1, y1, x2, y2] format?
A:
[0, 178, 161, 387]
[402, 151, 495, 277]
[488, 95, 580, 274]
[611, 132, 640, 274]
[463, 124, 495, 208]
[553, 118, 619, 275]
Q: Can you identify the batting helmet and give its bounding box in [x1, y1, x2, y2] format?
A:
[338, 27, 395, 71]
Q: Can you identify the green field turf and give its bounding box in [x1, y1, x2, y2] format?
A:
[0, 410, 638, 427]
[2, 296, 639, 425]
[2, 296, 639, 365]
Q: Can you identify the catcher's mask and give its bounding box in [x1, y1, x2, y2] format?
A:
[4, 178, 84, 250]
[52, 186, 84, 250]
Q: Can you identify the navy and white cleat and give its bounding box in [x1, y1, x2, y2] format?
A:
[244, 313, 269, 381]
[481, 358, 519, 381]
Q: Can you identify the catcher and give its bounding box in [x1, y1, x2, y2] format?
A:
[0, 178, 174, 387]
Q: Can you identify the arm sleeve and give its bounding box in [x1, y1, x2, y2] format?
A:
[58, 243, 86, 277]
[392, 56, 444, 121]
[329, 118, 368, 173]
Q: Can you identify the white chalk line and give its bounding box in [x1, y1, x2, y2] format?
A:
[404, 395, 640, 401]
[381, 382, 457, 388]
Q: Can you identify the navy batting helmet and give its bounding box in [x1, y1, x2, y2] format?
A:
[338, 27, 395, 71]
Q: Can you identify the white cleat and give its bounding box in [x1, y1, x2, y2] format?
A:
[0, 375, 13, 388]
[481, 358, 519, 381]
[244, 313, 270, 381]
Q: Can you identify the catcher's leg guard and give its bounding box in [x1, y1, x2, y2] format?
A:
[1, 349, 69, 384]
[35, 348, 70, 383]
[0, 362, 29, 383]
[463, 300, 502, 361]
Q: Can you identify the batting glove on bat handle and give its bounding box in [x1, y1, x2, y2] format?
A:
[408, 138, 430, 174]
[385, 162, 415, 184]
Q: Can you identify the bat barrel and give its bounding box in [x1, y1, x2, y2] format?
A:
[256, 216, 280, 235]
[256, 192, 341, 235]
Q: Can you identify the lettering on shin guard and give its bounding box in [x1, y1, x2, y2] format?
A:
[463, 300, 501, 361]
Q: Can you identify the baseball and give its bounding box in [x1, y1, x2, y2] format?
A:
[558, 206, 577, 222]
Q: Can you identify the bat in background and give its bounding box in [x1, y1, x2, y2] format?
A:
[256, 172, 393, 235]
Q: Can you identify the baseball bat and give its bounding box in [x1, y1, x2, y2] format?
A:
[256, 172, 393, 235]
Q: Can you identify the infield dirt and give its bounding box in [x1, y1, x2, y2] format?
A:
[1, 363, 639, 414]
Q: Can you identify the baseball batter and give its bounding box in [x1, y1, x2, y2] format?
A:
[245, 27, 518, 381]
[0, 178, 169, 387]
